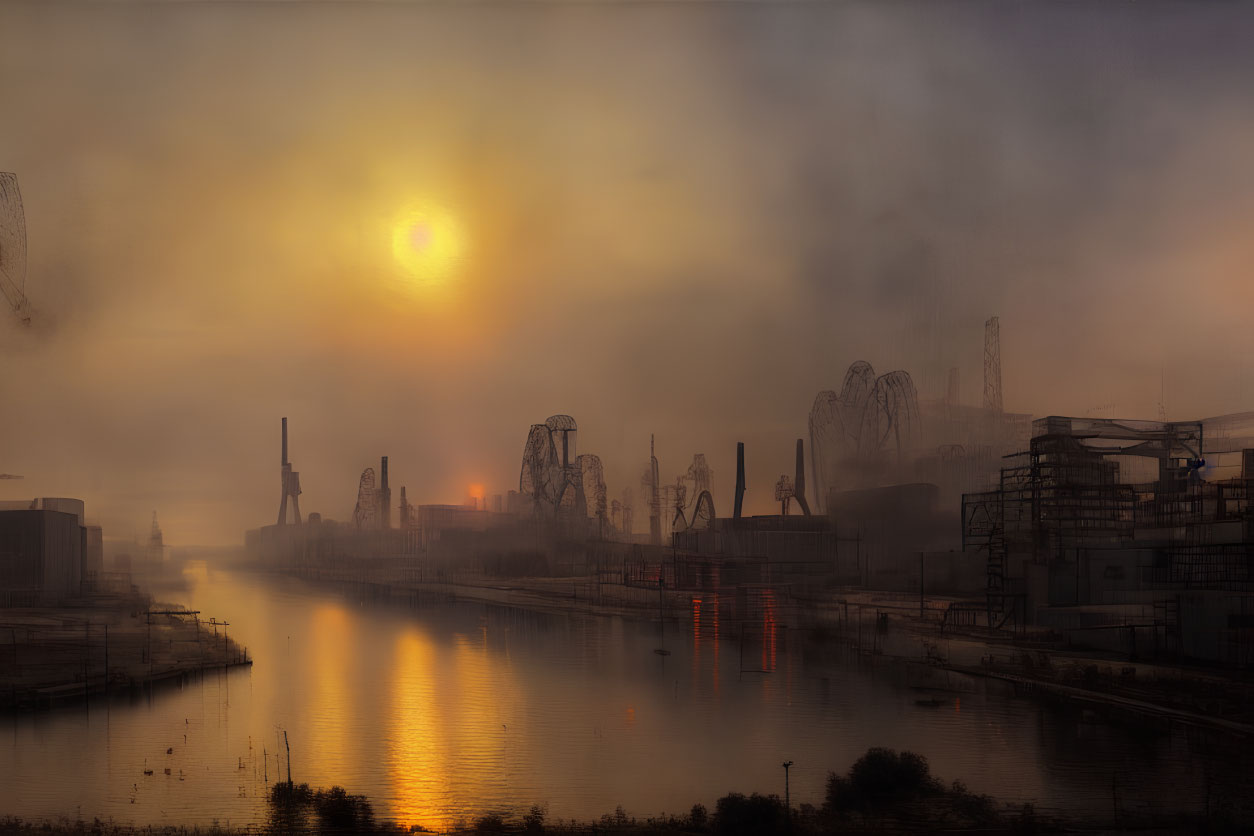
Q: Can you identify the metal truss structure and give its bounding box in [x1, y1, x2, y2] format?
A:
[352, 467, 379, 530]
[0, 173, 32, 324]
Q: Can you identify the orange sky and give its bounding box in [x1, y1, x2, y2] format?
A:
[2, 2, 1254, 544]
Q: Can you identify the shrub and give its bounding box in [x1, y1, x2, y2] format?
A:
[522, 804, 547, 834]
[688, 803, 708, 830]
[712, 792, 786, 836]
[824, 748, 943, 817]
[313, 786, 375, 833]
[473, 813, 506, 834]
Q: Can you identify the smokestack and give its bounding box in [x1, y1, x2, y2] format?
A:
[794, 438, 812, 517]
[733, 442, 745, 521]
[380, 456, 391, 529]
[648, 434, 661, 546]
[276, 417, 301, 526]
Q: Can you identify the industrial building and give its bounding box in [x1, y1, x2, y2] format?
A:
[0, 497, 89, 605]
[248, 417, 521, 567]
[962, 414, 1254, 665]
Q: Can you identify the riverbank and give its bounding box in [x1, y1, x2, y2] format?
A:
[0, 591, 251, 711]
[0, 740, 1219, 836]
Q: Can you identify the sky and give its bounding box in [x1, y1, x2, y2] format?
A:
[2, 1, 1254, 545]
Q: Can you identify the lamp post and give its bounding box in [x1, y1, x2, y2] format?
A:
[782, 760, 794, 830]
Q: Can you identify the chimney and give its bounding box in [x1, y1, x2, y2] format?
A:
[733, 442, 746, 521]
[281, 417, 288, 466]
[380, 456, 392, 529]
[794, 438, 812, 516]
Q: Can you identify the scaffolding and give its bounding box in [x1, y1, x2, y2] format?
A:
[962, 414, 1254, 660]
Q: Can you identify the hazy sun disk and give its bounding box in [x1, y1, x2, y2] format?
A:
[391, 204, 466, 285]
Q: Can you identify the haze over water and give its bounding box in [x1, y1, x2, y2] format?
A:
[1, 563, 1243, 830]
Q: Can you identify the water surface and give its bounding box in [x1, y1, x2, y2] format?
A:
[2, 562, 1248, 829]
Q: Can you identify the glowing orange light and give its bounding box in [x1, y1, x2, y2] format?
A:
[468, 483, 485, 500]
[390, 203, 466, 287]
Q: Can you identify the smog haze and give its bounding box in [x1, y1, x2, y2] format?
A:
[3, 1, 1254, 544]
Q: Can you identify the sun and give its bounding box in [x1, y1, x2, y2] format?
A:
[390, 204, 466, 286]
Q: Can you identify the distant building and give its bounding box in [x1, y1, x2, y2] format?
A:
[416, 504, 492, 548]
[85, 524, 104, 575]
[0, 501, 87, 605]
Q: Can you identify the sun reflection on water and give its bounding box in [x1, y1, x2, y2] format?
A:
[308, 605, 352, 768]
[388, 630, 449, 830]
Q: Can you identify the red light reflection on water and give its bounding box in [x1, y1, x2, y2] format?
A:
[762, 590, 777, 673]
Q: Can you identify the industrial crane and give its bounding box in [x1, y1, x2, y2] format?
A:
[1, 172, 33, 325]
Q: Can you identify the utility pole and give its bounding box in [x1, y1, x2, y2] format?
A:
[284, 730, 292, 785]
[782, 760, 794, 831]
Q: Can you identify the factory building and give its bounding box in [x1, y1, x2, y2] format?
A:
[0, 497, 89, 605]
[962, 414, 1254, 665]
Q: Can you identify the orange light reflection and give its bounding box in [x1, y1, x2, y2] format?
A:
[308, 605, 351, 766]
[389, 630, 449, 830]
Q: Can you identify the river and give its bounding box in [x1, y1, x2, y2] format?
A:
[1, 560, 1248, 830]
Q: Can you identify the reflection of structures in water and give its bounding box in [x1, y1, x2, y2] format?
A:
[308, 604, 352, 771]
[1032, 705, 1252, 824]
[762, 590, 777, 674]
[389, 630, 448, 830]
[712, 593, 720, 695]
[692, 598, 701, 691]
[690, 592, 725, 697]
[11, 567, 1254, 829]
[451, 633, 523, 807]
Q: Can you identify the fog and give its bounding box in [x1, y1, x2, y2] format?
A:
[2, 1, 1253, 545]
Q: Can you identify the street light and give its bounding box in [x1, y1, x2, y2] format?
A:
[782, 760, 794, 829]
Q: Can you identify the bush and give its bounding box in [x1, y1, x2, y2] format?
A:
[712, 792, 786, 836]
[313, 786, 375, 833]
[473, 813, 506, 834]
[824, 747, 940, 815]
[522, 804, 547, 834]
[688, 803, 708, 830]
